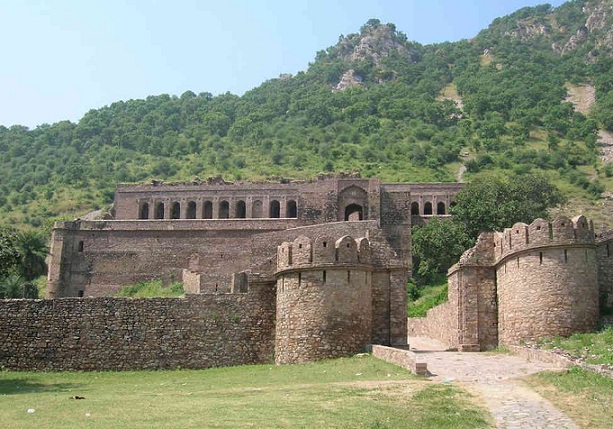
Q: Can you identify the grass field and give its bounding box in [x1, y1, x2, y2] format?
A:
[0, 356, 491, 429]
[526, 367, 613, 429]
[537, 326, 613, 366]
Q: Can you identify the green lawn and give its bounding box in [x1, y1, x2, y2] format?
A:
[526, 368, 613, 429]
[537, 326, 613, 366]
[0, 356, 491, 429]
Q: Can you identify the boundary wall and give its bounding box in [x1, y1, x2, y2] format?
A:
[409, 216, 608, 350]
[0, 288, 275, 371]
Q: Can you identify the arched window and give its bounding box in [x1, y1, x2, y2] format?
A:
[186, 201, 197, 219]
[437, 201, 446, 215]
[236, 200, 246, 218]
[270, 200, 280, 218]
[424, 202, 433, 215]
[139, 202, 150, 219]
[203, 201, 213, 219]
[219, 201, 230, 219]
[410, 202, 419, 216]
[252, 200, 263, 218]
[287, 200, 297, 218]
[155, 202, 165, 219]
[344, 204, 363, 221]
[171, 202, 181, 219]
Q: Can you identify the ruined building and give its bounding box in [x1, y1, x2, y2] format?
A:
[410, 215, 613, 351]
[1, 176, 458, 370]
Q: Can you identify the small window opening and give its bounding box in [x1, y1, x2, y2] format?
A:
[78, 290, 84, 297]
[564, 249, 568, 263]
[539, 252, 543, 265]
[536, 226, 541, 231]
[411, 202, 419, 216]
[78, 241, 84, 252]
[323, 270, 327, 283]
[323, 241, 327, 248]
[298, 273, 302, 286]
[298, 244, 302, 249]
[347, 270, 351, 282]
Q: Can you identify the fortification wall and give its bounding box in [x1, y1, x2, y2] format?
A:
[495, 216, 598, 345]
[497, 246, 599, 345]
[0, 288, 275, 371]
[47, 219, 300, 298]
[275, 236, 373, 364]
[596, 237, 613, 309]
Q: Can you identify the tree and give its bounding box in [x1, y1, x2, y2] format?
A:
[450, 173, 565, 238]
[412, 219, 472, 280]
[13, 231, 48, 281]
[0, 227, 19, 277]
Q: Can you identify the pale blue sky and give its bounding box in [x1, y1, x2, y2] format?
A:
[0, 0, 566, 128]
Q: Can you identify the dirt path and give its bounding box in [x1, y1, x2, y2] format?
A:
[411, 337, 578, 429]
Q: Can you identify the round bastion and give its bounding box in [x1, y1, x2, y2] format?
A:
[275, 235, 373, 364]
[495, 216, 599, 345]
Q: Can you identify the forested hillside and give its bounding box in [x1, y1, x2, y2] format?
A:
[2, 0, 613, 230]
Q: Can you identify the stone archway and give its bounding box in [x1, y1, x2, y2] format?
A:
[345, 204, 363, 221]
[338, 185, 368, 221]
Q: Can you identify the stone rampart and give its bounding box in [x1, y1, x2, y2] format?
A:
[0, 290, 275, 371]
[275, 235, 373, 364]
[408, 216, 603, 351]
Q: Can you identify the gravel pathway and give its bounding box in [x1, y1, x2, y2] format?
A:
[410, 337, 578, 429]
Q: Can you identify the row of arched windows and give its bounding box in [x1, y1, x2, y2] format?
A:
[410, 201, 455, 216]
[139, 199, 298, 220]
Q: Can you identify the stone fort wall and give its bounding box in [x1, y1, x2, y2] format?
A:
[409, 216, 607, 350]
[275, 235, 374, 364]
[0, 287, 275, 371]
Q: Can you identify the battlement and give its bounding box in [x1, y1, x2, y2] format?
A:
[277, 235, 371, 271]
[495, 215, 594, 260]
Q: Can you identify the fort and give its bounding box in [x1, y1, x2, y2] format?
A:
[0, 175, 611, 371]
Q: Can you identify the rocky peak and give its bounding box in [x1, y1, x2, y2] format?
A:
[336, 19, 417, 65]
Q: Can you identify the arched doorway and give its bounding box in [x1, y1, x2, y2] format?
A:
[337, 185, 368, 221]
[270, 200, 280, 218]
[139, 202, 150, 219]
[344, 204, 363, 221]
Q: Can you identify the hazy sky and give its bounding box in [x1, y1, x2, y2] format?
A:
[0, 0, 566, 128]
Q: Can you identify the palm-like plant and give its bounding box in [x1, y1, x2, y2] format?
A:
[14, 231, 49, 281]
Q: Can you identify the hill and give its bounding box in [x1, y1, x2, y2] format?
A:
[2, 0, 613, 230]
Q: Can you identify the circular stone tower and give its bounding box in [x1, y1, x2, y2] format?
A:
[275, 235, 373, 364]
[496, 216, 599, 345]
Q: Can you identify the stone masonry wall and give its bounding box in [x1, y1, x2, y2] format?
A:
[596, 238, 613, 308]
[275, 269, 372, 364]
[408, 270, 460, 350]
[0, 289, 275, 371]
[497, 246, 598, 345]
[47, 219, 299, 297]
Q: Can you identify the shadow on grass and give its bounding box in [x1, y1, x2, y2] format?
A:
[0, 379, 81, 395]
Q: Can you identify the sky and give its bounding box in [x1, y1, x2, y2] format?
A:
[0, 0, 567, 128]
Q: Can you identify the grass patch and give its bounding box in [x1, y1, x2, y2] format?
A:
[407, 274, 449, 318]
[526, 367, 613, 429]
[537, 326, 613, 366]
[114, 280, 184, 298]
[0, 356, 490, 429]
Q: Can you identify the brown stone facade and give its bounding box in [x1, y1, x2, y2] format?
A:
[410, 215, 610, 350]
[0, 290, 275, 371]
[0, 176, 457, 371]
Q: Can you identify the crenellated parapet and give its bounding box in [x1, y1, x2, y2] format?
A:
[276, 235, 372, 273]
[494, 215, 595, 262]
[275, 234, 374, 364]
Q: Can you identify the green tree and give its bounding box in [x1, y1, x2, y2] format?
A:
[412, 219, 472, 280]
[450, 173, 565, 238]
[0, 227, 19, 277]
[13, 231, 48, 281]
[0, 273, 38, 299]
